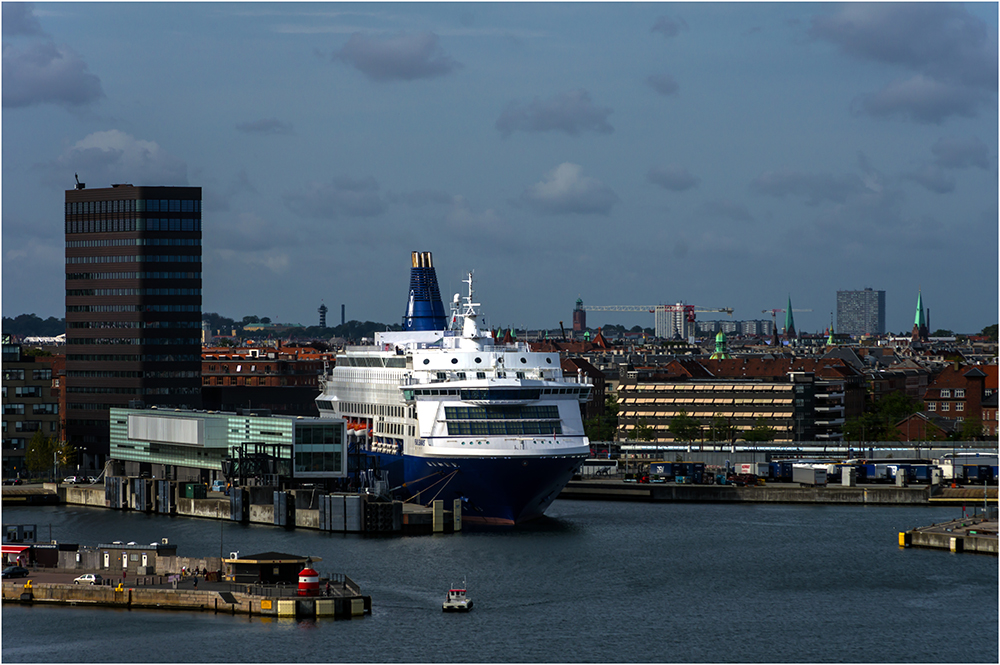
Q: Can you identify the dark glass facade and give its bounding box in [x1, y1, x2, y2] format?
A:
[65, 184, 202, 466]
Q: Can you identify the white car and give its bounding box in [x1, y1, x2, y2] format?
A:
[73, 573, 103, 585]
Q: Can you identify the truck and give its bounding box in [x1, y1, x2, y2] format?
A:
[793, 465, 827, 486]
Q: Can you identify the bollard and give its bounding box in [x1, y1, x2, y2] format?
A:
[898, 532, 911, 548]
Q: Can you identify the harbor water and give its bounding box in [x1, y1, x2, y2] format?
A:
[2, 501, 996, 663]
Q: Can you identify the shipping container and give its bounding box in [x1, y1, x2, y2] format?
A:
[793, 465, 827, 486]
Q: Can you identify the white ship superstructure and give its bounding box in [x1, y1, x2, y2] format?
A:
[316, 256, 591, 524]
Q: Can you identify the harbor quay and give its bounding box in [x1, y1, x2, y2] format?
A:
[3, 483, 462, 534]
[2, 554, 371, 619]
[559, 478, 998, 506]
[900, 514, 999, 555]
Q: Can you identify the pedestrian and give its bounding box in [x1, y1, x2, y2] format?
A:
[193, 574, 198, 589]
[122, 569, 126, 581]
[325, 581, 331, 596]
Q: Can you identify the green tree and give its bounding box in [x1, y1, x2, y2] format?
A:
[710, 414, 734, 442]
[980, 324, 998, 341]
[743, 416, 776, 442]
[954, 418, 985, 441]
[633, 418, 655, 442]
[930, 329, 954, 338]
[669, 410, 701, 442]
[584, 395, 618, 442]
[845, 390, 920, 441]
[25, 431, 59, 478]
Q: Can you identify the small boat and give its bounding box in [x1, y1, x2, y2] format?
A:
[442, 586, 473, 612]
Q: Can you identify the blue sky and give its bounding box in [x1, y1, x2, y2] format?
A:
[3, 2, 997, 334]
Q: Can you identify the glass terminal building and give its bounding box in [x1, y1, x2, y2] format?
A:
[109, 407, 346, 482]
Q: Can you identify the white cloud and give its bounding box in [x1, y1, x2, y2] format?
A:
[518, 163, 619, 215]
[46, 130, 188, 186]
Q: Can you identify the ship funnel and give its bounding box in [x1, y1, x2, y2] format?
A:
[403, 251, 448, 331]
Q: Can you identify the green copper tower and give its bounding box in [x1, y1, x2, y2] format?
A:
[783, 295, 796, 340]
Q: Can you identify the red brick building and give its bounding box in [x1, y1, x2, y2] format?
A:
[201, 344, 336, 415]
[920, 364, 987, 436]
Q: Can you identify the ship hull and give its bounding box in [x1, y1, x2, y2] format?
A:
[371, 452, 586, 525]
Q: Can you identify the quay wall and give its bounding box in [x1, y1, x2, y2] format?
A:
[562, 481, 933, 504]
[176, 497, 230, 520]
[61, 486, 106, 507]
[296, 509, 320, 529]
[2, 582, 370, 617]
[908, 530, 998, 554]
[249, 504, 275, 525]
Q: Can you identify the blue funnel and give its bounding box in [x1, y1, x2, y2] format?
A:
[403, 251, 448, 331]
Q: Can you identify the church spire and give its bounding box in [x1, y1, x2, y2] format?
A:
[783, 295, 796, 340]
[911, 290, 928, 342]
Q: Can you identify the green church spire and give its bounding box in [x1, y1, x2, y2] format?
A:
[913, 290, 926, 327]
[783, 295, 796, 340]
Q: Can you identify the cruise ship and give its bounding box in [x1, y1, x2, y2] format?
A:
[315, 252, 591, 524]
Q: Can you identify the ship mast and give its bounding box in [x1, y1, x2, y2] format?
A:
[461, 271, 481, 339]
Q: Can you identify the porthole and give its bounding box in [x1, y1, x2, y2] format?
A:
[451, 358, 458, 364]
[423, 359, 430, 365]
[520, 357, 527, 364]
[545, 358, 552, 364]
[475, 357, 482, 364]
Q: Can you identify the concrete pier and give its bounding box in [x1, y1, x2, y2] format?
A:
[559, 479, 971, 505]
[901, 515, 998, 555]
[3, 484, 460, 535]
[2, 569, 371, 618]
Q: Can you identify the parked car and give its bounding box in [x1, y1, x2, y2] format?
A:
[63, 476, 82, 484]
[2, 566, 30, 579]
[73, 573, 103, 585]
[3, 478, 23, 485]
[211, 480, 227, 493]
[87, 476, 99, 484]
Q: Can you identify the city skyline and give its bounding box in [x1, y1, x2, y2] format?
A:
[3, 2, 997, 334]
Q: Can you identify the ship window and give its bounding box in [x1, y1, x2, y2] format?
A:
[476, 372, 486, 380]
[474, 357, 482, 364]
[546, 358, 552, 364]
[520, 358, 527, 364]
[456, 373, 466, 380]
[451, 358, 458, 364]
[423, 359, 430, 365]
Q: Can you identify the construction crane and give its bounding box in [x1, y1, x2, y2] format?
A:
[583, 303, 734, 339]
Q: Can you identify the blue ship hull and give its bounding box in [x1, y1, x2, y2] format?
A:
[372, 452, 586, 525]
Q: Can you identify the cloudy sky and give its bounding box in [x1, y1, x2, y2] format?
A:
[3, 2, 997, 334]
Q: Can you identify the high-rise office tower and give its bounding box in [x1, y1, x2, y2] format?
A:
[65, 182, 202, 468]
[836, 288, 885, 336]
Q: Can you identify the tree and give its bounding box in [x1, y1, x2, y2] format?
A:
[844, 390, 920, 441]
[743, 416, 776, 442]
[980, 324, 998, 341]
[260, 317, 272, 324]
[930, 329, 954, 337]
[954, 418, 985, 441]
[669, 410, 701, 442]
[633, 418, 655, 442]
[25, 431, 59, 478]
[584, 396, 618, 442]
[710, 414, 734, 442]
